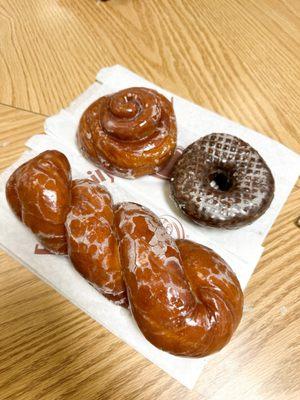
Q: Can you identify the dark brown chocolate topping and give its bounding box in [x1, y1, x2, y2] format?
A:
[170, 133, 275, 228]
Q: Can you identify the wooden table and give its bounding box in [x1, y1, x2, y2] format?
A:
[0, 1, 299, 399]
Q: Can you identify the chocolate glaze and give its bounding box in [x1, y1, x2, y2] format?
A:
[170, 133, 275, 228]
[77, 87, 177, 178]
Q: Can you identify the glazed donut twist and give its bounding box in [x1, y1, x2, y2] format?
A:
[113, 202, 243, 357]
[6, 150, 71, 254]
[66, 179, 128, 307]
[6, 150, 243, 357]
[77, 87, 177, 178]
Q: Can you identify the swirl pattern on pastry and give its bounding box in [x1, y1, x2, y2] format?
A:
[170, 133, 275, 228]
[6, 150, 71, 254]
[77, 87, 177, 178]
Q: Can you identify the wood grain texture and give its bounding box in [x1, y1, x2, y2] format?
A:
[0, 0, 299, 399]
[0, 0, 299, 154]
[0, 105, 44, 170]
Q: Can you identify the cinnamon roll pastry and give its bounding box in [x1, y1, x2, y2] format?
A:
[77, 87, 177, 178]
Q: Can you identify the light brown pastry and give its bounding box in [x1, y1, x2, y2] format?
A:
[114, 202, 244, 357]
[77, 87, 177, 178]
[66, 179, 127, 307]
[6, 150, 71, 254]
[6, 151, 244, 357]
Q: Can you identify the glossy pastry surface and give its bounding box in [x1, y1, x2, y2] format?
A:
[115, 202, 244, 356]
[6, 150, 71, 254]
[77, 87, 177, 178]
[6, 151, 244, 357]
[171, 133, 275, 228]
[66, 179, 127, 306]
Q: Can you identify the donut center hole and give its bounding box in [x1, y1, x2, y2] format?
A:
[209, 170, 233, 191]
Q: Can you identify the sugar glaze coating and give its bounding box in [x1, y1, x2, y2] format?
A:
[6, 151, 244, 357]
[170, 133, 275, 228]
[77, 87, 177, 178]
[6, 150, 71, 254]
[66, 179, 127, 306]
[115, 202, 243, 356]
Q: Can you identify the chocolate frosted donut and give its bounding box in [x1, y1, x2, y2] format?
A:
[170, 133, 275, 228]
[77, 87, 177, 178]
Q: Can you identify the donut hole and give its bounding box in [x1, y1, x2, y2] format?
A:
[209, 170, 233, 192]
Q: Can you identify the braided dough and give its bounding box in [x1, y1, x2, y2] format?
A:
[114, 202, 243, 356]
[66, 179, 128, 307]
[6, 150, 244, 357]
[6, 150, 71, 254]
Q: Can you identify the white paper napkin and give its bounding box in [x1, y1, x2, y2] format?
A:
[0, 65, 299, 389]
